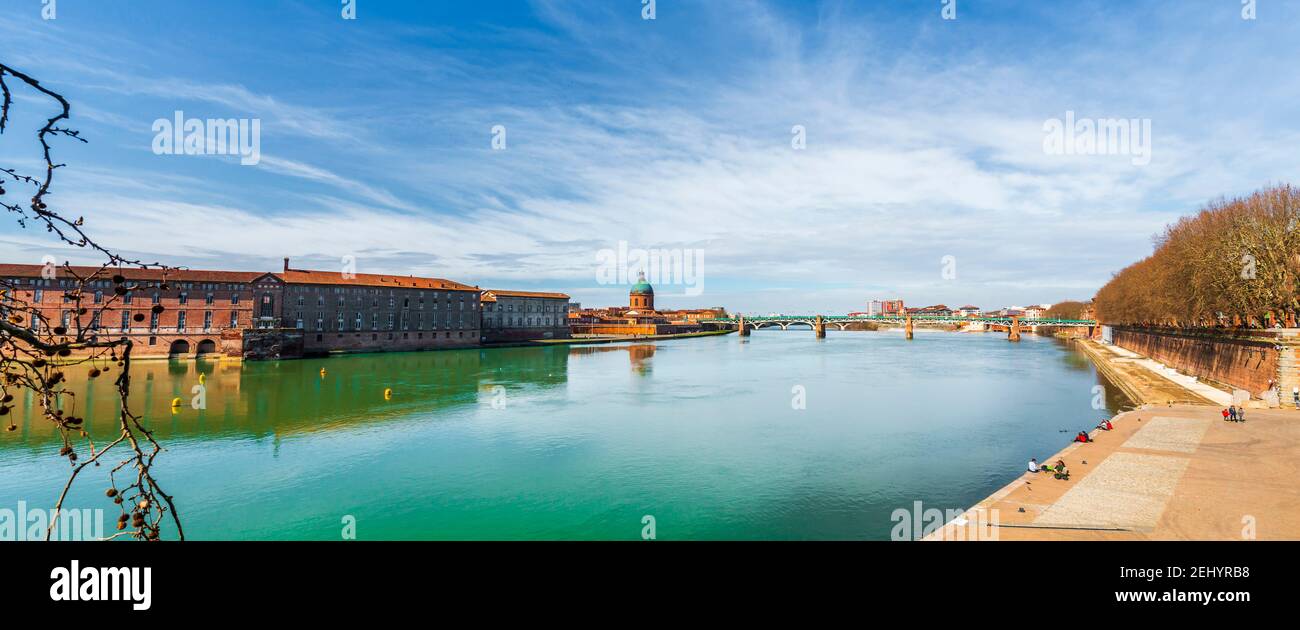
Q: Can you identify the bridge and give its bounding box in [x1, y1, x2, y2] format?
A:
[700, 315, 1098, 341]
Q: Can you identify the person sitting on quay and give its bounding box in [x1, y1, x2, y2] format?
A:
[1053, 459, 1070, 480]
[1074, 430, 1091, 443]
[1096, 418, 1113, 431]
[1027, 458, 1040, 474]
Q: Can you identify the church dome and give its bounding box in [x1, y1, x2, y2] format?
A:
[630, 271, 654, 295]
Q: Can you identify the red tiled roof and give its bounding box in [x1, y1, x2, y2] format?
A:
[483, 289, 570, 299]
[278, 268, 478, 292]
[0, 264, 269, 284]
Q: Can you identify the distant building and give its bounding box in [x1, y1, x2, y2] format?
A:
[955, 305, 982, 317]
[908, 304, 953, 317]
[867, 299, 905, 315]
[480, 290, 571, 343]
[568, 272, 721, 336]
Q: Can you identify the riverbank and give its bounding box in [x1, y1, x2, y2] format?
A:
[926, 403, 1300, 540]
[492, 328, 734, 348]
[927, 336, 1299, 540]
[1075, 338, 1225, 406]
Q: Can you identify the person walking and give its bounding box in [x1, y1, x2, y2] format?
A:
[1229, 405, 1238, 422]
[1238, 406, 1246, 422]
[1222, 408, 1230, 422]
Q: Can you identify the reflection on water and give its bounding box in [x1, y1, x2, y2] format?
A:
[0, 332, 1129, 540]
[5, 346, 571, 448]
[570, 344, 655, 375]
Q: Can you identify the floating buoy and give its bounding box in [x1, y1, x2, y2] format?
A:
[383, 388, 393, 400]
[170, 397, 182, 407]
[198, 373, 205, 384]
[320, 368, 327, 377]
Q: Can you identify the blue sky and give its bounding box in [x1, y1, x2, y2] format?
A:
[2, 0, 1298, 313]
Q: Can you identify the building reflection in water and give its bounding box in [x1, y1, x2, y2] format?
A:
[1, 346, 571, 448]
[567, 343, 656, 375]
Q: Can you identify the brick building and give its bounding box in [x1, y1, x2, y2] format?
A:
[278, 260, 481, 354]
[1, 264, 271, 358]
[1, 259, 482, 359]
[480, 289, 571, 343]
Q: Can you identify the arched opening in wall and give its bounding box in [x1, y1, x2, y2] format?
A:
[196, 339, 217, 354]
[169, 339, 191, 356]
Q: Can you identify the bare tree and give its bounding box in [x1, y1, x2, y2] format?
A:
[1, 62, 182, 540]
[1095, 184, 1300, 329]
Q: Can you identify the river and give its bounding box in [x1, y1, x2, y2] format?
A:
[0, 329, 1129, 540]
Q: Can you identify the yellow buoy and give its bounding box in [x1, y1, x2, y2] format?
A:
[320, 368, 327, 377]
[170, 397, 182, 407]
[198, 373, 205, 384]
[383, 388, 393, 400]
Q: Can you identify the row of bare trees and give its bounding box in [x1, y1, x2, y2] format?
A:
[1094, 184, 1300, 328]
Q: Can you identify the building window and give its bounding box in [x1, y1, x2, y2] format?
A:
[205, 293, 214, 305]
[230, 311, 238, 328]
[121, 311, 131, 331]
[179, 292, 188, 305]
[152, 293, 160, 305]
[150, 311, 159, 331]
[93, 290, 103, 304]
[177, 311, 186, 331]
[231, 293, 240, 304]
[203, 310, 213, 330]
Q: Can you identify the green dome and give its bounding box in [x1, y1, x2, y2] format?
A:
[630, 271, 654, 295]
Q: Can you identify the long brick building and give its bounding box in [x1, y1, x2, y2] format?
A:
[278, 260, 481, 354]
[0, 259, 482, 359]
[1, 263, 271, 358]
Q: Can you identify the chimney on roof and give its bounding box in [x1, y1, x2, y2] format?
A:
[283, 257, 289, 273]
